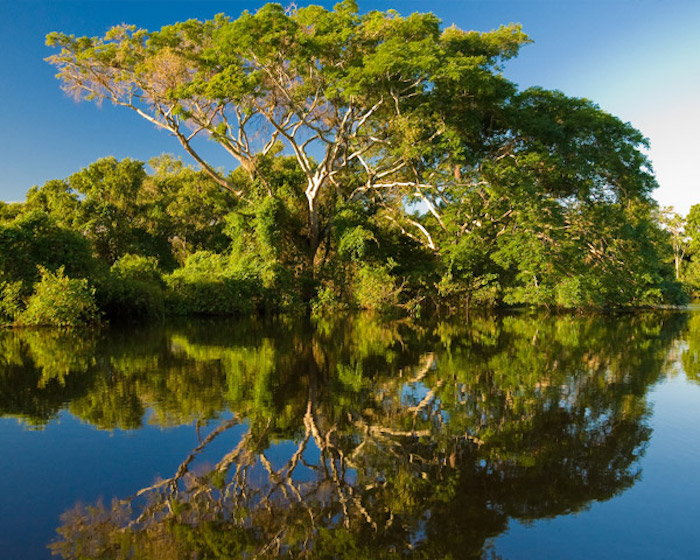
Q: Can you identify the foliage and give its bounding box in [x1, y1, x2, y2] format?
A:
[679, 204, 700, 295]
[110, 254, 163, 286]
[437, 233, 500, 310]
[97, 254, 165, 319]
[0, 212, 99, 325]
[145, 154, 236, 262]
[353, 261, 403, 313]
[0, 281, 24, 325]
[165, 252, 263, 315]
[24, 155, 236, 269]
[26, 158, 152, 264]
[42, 4, 523, 276]
[310, 285, 348, 317]
[41, 3, 686, 312]
[0, 211, 95, 289]
[0, 201, 23, 222]
[18, 267, 100, 327]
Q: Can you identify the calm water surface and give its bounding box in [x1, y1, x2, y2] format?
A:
[1, 311, 699, 559]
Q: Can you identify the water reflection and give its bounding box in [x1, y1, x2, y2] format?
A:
[0, 312, 686, 558]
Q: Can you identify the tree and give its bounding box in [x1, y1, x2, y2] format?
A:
[0, 211, 95, 290]
[25, 158, 162, 265]
[46, 3, 681, 308]
[681, 203, 700, 294]
[25, 156, 236, 268]
[0, 201, 23, 223]
[46, 1, 528, 271]
[686, 204, 700, 257]
[145, 154, 235, 261]
[660, 207, 687, 280]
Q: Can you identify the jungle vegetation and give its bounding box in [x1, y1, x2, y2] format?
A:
[0, 1, 693, 326]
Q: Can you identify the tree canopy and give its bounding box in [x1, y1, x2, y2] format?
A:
[20, 2, 686, 313]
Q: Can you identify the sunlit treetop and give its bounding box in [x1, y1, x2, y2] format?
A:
[44, 2, 674, 310]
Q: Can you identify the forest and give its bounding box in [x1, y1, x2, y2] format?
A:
[1, 1, 698, 327]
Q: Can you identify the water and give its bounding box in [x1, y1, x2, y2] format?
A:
[0, 311, 697, 559]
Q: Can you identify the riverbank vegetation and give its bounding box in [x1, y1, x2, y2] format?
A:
[0, 2, 692, 326]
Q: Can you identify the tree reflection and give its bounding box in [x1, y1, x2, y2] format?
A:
[0, 328, 98, 426]
[6, 311, 681, 559]
[681, 310, 700, 385]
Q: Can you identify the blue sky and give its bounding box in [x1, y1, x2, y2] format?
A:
[1, 0, 698, 213]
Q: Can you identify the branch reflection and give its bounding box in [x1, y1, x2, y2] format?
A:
[0, 312, 686, 558]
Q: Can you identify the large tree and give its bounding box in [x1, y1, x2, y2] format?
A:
[46, 1, 527, 267]
[47, 2, 680, 308]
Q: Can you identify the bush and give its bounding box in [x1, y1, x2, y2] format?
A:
[19, 267, 100, 327]
[110, 254, 164, 286]
[353, 261, 403, 314]
[165, 252, 261, 315]
[95, 254, 165, 319]
[0, 280, 25, 325]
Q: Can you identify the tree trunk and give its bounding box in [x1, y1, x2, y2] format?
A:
[306, 182, 322, 279]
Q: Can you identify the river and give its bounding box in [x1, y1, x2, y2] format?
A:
[1, 310, 699, 558]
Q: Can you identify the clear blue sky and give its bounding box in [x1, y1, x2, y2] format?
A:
[1, 0, 698, 213]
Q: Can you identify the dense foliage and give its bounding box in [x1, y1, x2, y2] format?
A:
[0, 2, 690, 325]
[19, 267, 100, 327]
[677, 204, 700, 295]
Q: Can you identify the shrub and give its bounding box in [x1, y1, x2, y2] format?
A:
[19, 267, 100, 327]
[0, 280, 25, 324]
[95, 254, 165, 319]
[165, 252, 261, 315]
[110, 254, 164, 286]
[353, 261, 403, 314]
[311, 285, 348, 317]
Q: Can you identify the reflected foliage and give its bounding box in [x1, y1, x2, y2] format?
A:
[0, 312, 686, 557]
[681, 310, 700, 385]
